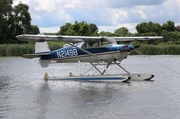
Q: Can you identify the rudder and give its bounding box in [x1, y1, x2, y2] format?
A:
[35, 41, 51, 68]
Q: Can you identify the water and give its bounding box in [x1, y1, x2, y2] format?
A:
[0, 56, 180, 119]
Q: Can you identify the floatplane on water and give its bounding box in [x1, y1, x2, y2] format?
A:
[16, 34, 163, 82]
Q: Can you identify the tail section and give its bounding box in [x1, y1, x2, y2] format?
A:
[22, 41, 51, 68]
[22, 41, 51, 59]
[35, 42, 50, 68]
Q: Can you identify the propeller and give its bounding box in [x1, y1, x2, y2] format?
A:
[121, 44, 140, 52]
[133, 45, 140, 49]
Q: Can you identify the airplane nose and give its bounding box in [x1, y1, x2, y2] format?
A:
[121, 45, 134, 52]
[128, 45, 134, 51]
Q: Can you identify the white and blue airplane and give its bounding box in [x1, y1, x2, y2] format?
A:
[16, 34, 163, 82]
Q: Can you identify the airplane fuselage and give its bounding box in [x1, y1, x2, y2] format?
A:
[40, 44, 134, 63]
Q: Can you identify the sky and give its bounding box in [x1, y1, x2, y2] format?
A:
[13, 0, 180, 33]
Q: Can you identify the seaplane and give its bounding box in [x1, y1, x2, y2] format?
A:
[16, 34, 163, 82]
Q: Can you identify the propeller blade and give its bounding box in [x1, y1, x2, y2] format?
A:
[134, 45, 140, 49]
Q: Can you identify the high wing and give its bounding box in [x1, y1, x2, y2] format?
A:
[16, 34, 163, 43]
[16, 34, 102, 43]
[114, 36, 163, 42]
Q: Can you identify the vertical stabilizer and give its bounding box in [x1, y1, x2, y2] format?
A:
[35, 41, 50, 53]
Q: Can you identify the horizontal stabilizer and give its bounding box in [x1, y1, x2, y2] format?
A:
[22, 53, 51, 59]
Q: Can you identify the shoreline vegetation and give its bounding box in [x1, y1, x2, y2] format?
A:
[0, 43, 180, 56]
[0, 42, 64, 56]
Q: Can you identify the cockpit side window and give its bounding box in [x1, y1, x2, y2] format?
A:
[83, 41, 99, 48]
[91, 42, 99, 48]
[102, 37, 117, 45]
[82, 38, 117, 48]
[101, 41, 109, 46]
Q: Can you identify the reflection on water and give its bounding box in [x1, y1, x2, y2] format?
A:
[36, 83, 51, 119]
[75, 84, 114, 108]
[0, 76, 15, 119]
[0, 56, 180, 119]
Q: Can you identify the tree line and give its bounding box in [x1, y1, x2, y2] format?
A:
[56, 20, 180, 45]
[0, 0, 39, 44]
[1, 1, 180, 44]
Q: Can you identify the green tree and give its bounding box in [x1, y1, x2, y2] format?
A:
[0, 0, 13, 43]
[161, 30, 168, 42]
[99, 31, 107, 36]
[57, 22, 72, 35]
[99, 31, 114, 36]
[162, 31, 180, 44]
[136, 22, 148, 34]
[8, 2, 31, 43]
[58, 21, 98, 36]
[161, 20, 175, 32]
[72, 21, 91, 36]
[136, 21, 161, 35]
[30, 25, 40, 34]
[114, 27, 129, 36]
[65, 29, 75, 35]
[89, 23, 98, 36]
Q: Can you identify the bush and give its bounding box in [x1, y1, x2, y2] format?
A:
[0, 44, 34, 56]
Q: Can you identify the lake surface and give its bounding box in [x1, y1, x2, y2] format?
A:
[0, 55, 180, 119]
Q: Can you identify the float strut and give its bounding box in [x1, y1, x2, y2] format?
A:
[102, 62, 111, 75]
[115, 62, 130, 74]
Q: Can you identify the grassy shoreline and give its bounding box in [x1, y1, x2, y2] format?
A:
[0, 44, 180, 56]
[0, 43, 64, 56]
[131, 45, 180, 55]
